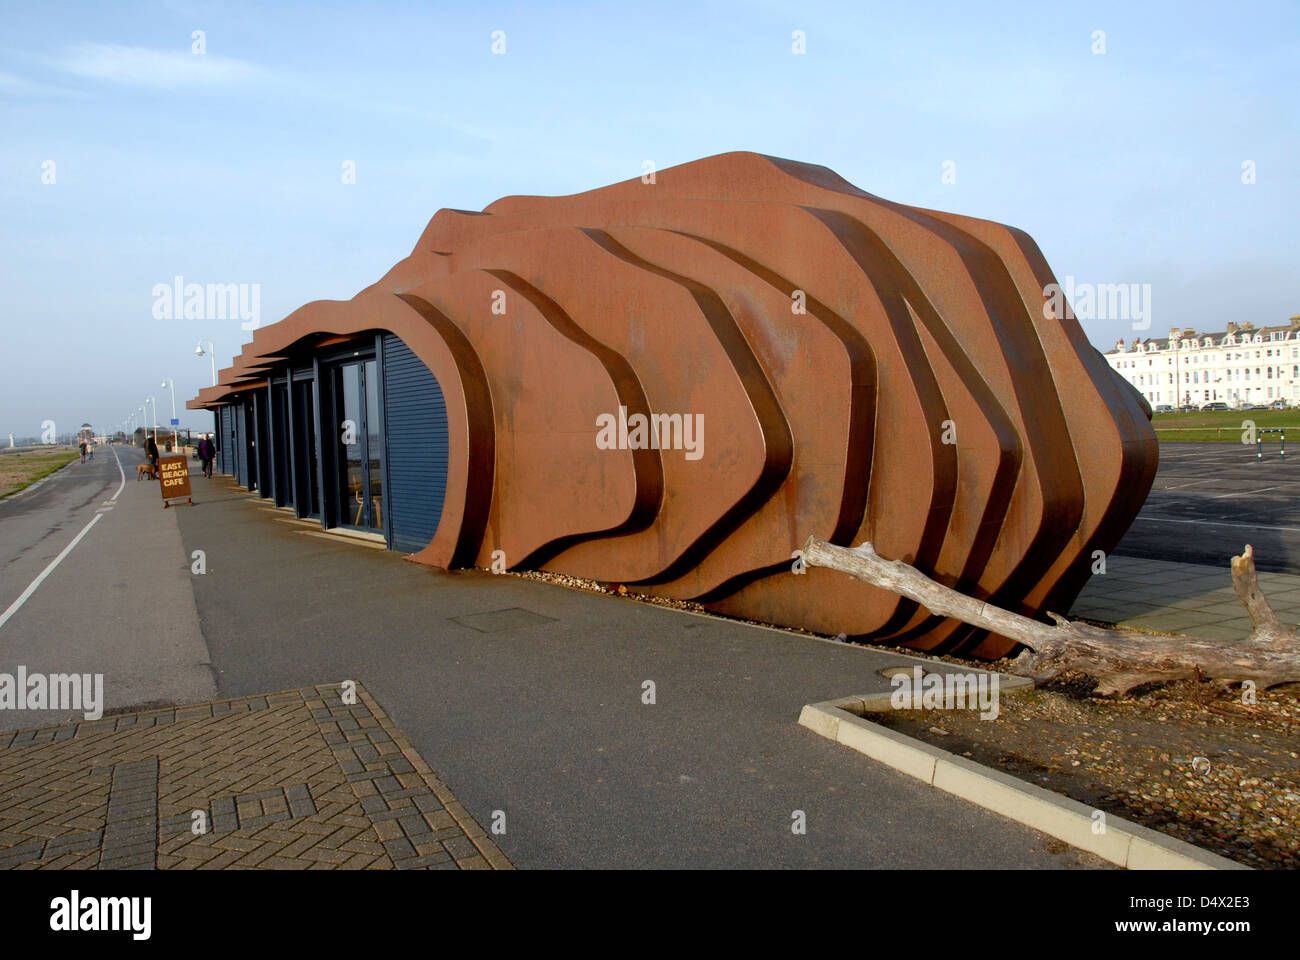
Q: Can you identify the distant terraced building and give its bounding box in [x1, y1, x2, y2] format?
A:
[1105, 317, 1300, 409]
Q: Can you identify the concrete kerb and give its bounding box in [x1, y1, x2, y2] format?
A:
[798, 700, 1248, 871]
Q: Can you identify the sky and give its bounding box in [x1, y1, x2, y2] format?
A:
[1, 0, 1296, 439]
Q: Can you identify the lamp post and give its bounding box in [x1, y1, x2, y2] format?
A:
[196, 340, 217, 387]
[161, 378, 177, 450]
[138, 405, 147, 444]
[145, 396, 158, 444]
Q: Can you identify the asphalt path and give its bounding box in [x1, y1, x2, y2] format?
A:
[1111, 442, 1300, 574]
[0, 443, 216, 728]
[170, 477, 1106, 869]
[0, 445, 1110, 868]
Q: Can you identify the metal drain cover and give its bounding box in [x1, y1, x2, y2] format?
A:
[878, 664, 928, 679]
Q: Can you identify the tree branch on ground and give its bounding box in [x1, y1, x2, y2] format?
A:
[800, 537, 1300, 696]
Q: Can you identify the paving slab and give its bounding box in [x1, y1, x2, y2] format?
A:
[1072, 553, 1300, 636]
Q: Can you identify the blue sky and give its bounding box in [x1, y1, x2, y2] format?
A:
[1, 0, 1296, 438]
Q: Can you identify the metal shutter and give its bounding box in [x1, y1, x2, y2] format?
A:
[381, 333, 448, 552]
[214, 408, 224, 474]
[211, 410, 221, 475]
[234, 402, 249, 489]
[218, 406, 231, 475]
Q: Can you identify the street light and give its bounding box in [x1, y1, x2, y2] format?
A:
[161, 377, 176, 449]
[145, 396, 158, 445]
[195, 340, 216, 387]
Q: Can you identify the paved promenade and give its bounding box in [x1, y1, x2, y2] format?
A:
[0, 681, 508, 870]
[1, 443, 1109, 868]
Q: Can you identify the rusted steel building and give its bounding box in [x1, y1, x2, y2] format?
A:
[187, 152, 1158, 658]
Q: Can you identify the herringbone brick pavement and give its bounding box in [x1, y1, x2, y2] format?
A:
[0, 682, 510, 870]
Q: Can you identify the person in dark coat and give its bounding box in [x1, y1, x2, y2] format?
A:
[146, 435, 159, 476]
[197, 435, 215, 478]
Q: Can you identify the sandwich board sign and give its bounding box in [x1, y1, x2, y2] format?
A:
[157, 455, 193, 508]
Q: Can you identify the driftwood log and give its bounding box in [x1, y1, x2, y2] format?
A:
[801, 537, 1300, 696]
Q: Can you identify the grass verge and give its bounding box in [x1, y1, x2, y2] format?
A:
[1153, 409, 1297, 442]
[0, 447, 79, 499]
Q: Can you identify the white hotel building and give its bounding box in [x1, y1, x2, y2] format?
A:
[1103, 317, 1300, 409]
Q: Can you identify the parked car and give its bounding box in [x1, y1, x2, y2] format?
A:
[1271, 400, 1289, 410]
[1154, 404, 1175, 413]
[1201, 402, 1229, 411]
[1245, 403, 1268, 410]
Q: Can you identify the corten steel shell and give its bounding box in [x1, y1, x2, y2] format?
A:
[189, 152, 1158, 658]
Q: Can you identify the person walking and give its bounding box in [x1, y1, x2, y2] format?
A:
[198, 434, 215, 478]
[146, 434, 159, 477]
[78, 439, 87, 464]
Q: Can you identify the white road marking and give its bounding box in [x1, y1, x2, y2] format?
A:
[1133, 516, 1300, 534]
[0, 512, 104, 631]
[1211, 486, 1284, 500]
[0, 446, 124, 632]
[108, 445, 125, 501]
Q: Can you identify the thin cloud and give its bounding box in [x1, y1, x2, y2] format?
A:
[0, 69, 82, 98]
[57, 43, 263, 87]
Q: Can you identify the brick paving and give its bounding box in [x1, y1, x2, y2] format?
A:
[0, 681, 510, 870]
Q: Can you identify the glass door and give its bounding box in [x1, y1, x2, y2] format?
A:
[294, 378, 320, 518]
[273, 383, 292, 508]
[364, 359, 383, 532]
[328, 360, 383, 532]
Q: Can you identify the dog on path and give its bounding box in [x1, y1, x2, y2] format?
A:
[136, 463, 157, 481]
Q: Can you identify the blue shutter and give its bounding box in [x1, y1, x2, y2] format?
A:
[218, 407, 231, 475]
[381, 333, 448, 552]
[234, 402, 249, 489]
[211, 410, 220, 475]
[214, 409, 224, 474]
